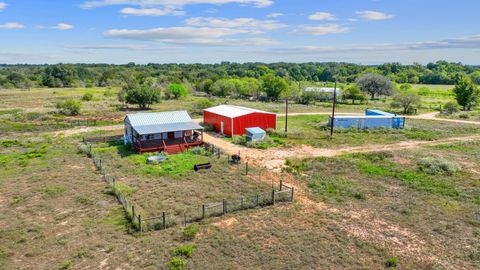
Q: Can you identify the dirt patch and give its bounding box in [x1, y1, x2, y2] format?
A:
[212, 217, 239, 229]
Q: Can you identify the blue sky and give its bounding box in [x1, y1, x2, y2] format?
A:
[0, 0, 479, 64]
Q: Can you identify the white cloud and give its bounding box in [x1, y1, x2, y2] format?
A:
[0, 2, 6, 11]
[81, 0, 273, 8]
[292, 24, 349, 35]
[269, 35, 480, 54]
[266, 12, 283, 18]
[65, 44, 148, 50]
[120, 7, 185, 16]
[0, 22, 25, 29]
[53, 23, 74, 30]
[308, 12, 335, 21]
[356, 10, 394, 21]
[104, 26, 276, 46]
[185, 17, 287, 31]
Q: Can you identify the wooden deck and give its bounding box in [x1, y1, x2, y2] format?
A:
[133, 138, 204, 154]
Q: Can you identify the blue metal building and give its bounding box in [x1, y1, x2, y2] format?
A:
[245, 127, 266, 142]
[329, 109, 405, 129]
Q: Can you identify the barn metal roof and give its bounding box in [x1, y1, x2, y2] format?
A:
[204, 105, 276, 118]
[125, 111, 202, 135]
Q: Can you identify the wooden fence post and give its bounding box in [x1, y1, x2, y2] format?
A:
[162, 212, 166, 230]
[241, 197, 244, 210]
[280, 179, 283, 191]
[184, 212, 187, 227]
[245, 162, 248, 175]
[255, 194, 259, 206]
[132, 205, 135, 222]
[202, 205, 205, 219]
[272, 189, 275, 205]
[291, 187, 294, 202]
[223, 199, 227, 215]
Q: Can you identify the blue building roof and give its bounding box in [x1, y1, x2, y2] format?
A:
[366, 109, 396, 117]
[245, 127, 266, 135]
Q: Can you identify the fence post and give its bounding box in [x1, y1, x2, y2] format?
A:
[280, 179, 283, 191]
[245, 162, 248, 175]
[241, 197, 244, 209]
[162, 212, 166, 230]
[138, 215, 142, 232]
[223, 199, 227, 215]
[184, 212, 187, 227]
[202, 205, 205, 219]
[99, 159, 102, 169]
[112, 178, 116, 189]
[272, 189, 275, 205]
[291, 187, 294, 202]
[132, 205, 135, 222]
[255, 194, 259, 206]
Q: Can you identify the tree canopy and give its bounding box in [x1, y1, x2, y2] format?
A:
[261, 74, 288, 101]
[356, 73, 395, 99]
[453, 75, 479, 111]
[124, 83, 161, 109]
[167, 83, 189, 99]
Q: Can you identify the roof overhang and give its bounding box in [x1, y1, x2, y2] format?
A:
[133, 121, 203, 135]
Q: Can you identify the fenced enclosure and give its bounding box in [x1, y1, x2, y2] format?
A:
[79, 139, 294, 232]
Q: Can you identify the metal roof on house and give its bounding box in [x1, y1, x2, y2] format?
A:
[245, 127, 266, 135]
[125, 111, 202, 135]
[204, 105, 276, 118]
[304, 87, 342, 93]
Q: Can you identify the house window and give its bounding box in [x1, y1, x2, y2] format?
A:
[145, 134, 154, 140]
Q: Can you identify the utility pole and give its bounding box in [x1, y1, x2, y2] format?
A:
[330, 81, 337, 138]
[285, 97, 289, 136]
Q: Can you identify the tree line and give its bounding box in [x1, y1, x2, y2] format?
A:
[1, 61, 480, 90]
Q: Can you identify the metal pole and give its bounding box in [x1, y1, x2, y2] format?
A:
[330, 81, 338, 138]
[285, 98, 288, 135]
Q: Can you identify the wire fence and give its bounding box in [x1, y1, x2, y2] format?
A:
[80, 136, 294, 232]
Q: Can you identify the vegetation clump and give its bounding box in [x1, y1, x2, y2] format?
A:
[172, 244, 195, 258]
[417, 157, 460, 175]
[232, 135, 282, 149]
[182, 224, 200, 241]
[167, 257, 187, 270]
[55, 99, 81, 116]
[385, 257, 398, 268]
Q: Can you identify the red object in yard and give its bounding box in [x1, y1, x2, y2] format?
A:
[203, 105, 277, 136]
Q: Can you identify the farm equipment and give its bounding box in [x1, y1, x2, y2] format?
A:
[194, 163, 212, 171]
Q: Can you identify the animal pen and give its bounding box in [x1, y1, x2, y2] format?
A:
[80, 137, 294, 232]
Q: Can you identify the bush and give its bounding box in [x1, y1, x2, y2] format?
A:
[81, 92, 94, 101]
[203, 124, 215, 132]
[55, 99, 81, 116]
[172, 244, 195, 258]
[417, 158, 460, 175]
[443, 101, 459, 114]
[167, 257, 187, 270]
[459, 113, 470, 119]
[167, 83, 189, 99]
[385, 257, 398, 268]
[193, 98, 213, 111]
[182, 224, 199, 240]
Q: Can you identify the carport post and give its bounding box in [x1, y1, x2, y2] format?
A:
[330, 81, 338, 138]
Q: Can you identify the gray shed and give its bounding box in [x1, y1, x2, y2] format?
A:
[245, 127, 266, 142]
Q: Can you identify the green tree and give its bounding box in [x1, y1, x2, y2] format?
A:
[391, 92, 421, 114]
[453, 75, 479, 110]
[356, 73, 395, 99]
[261, 74, 288, 101]
[341, 84, 367, 104]
[210, 79, 237, 97]
[125, 84, 161, 109]
[167, 83, 189, 99]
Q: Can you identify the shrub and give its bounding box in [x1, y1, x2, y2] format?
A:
[167, 257, 187, 270]
[167, 83, 189, 99]
[193, 98, 213, 111]
[1, 139, 22, 147]
[104, 89, 115, 97]
[203, 124, 215, 132]
[55, 99, 81, 116]
[443, 101, 459, 114]
[417, 158, 460, 175]
[459, 113, 470, 119]
[182, 224, 199, 240]
[81, 92, 94, 101]
[172, 244, 195, 258]
[385, 257, 398, 268]
[113, 182, 137, 196]
[43, 185, 66, 198]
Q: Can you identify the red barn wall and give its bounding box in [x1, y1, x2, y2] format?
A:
[232, 112, 277, 136]
[203, 111, 232, 135]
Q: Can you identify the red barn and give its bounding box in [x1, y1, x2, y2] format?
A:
[203, 105, 277, 136]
